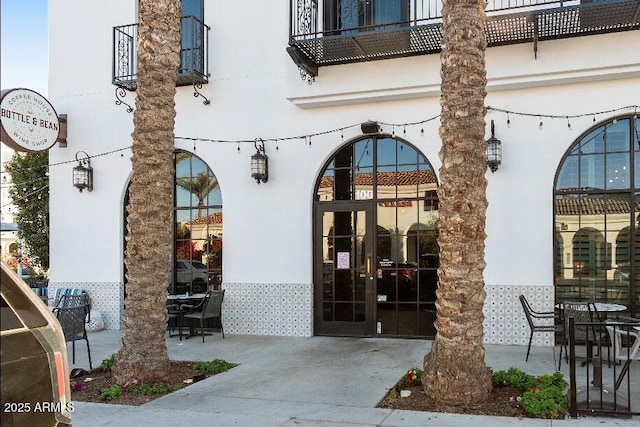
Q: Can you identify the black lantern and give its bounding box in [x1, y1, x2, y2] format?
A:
[486, 120, 502, 173]
[72, 151, 93, 192]
[251, 139, 268, 184]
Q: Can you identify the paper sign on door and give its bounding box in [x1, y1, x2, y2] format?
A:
[337, 252, 350, 269]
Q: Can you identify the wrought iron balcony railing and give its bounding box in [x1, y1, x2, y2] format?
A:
[288, 0, 640, 80]
[112, 16, 210, 91]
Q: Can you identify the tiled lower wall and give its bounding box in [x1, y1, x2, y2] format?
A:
[222, 283, 313, 337]
[484, 284, 556, 346]
[49, 281, 556, 347]
[49, 282, 123, 330]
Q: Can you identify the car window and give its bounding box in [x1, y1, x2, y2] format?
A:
[177, 261, 187, 269]
[0, 268, 48, 329]
[191, 261, 207, 269]
[1, 295, 23, 331]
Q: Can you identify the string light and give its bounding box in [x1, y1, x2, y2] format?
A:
[4, 105, 637, 192]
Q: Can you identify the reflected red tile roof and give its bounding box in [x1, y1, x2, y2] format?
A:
[191, 212, 223, 225]
[555, 197, 631, 215]
[319, 169, 437, 188]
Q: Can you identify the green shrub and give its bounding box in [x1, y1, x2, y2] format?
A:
[492, 368, 567, 419]
[99, 384, 123, 401]
[193, 359, 233, 375]
[101, 354, 116, 372]
[492, 367, 536, 390]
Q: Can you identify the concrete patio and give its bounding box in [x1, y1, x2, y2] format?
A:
[67, 330, 639, 426]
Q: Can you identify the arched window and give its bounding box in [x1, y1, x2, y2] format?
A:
[123, 151, 222, 296]
[554, 115, 639, 314]
[173, 151, 222, 294]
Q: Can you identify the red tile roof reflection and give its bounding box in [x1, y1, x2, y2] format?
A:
[319, 169, 437, 188]
[555, 197, 631, 215]
[190, 212, 223, 225]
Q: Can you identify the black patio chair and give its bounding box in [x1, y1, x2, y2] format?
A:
[53, 298, 92, 369]
[181, 290, 225, 342]
[167, 303, 183, 339]
[519, 294, 562, 362]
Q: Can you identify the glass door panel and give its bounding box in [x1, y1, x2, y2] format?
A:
[315, 203, 374, 336]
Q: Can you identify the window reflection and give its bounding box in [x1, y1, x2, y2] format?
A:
[554, 116, 638, 315]
[171, 151, 222, 294]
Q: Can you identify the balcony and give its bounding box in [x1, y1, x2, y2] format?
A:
[112, 15, 210, 91]
[288, 0, 640, 78]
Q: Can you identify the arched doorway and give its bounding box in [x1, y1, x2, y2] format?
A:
[123, 151, 222, 295]
[313, 135, 439, 337]
[554, 115, 639, 315]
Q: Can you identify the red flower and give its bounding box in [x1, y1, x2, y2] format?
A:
[531, 386, 539, 393]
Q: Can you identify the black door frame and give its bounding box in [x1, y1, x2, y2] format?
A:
[314, 201, 376, 336]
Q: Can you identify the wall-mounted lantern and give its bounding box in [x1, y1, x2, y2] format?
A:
[72, 151, 93, 192]
[251, 138, 268, 184]
[486, 120, 502, 173]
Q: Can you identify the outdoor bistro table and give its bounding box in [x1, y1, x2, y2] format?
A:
[167, 293, 207, 302]
[166, 294, 206, 339]
[555, 302, 627, 313]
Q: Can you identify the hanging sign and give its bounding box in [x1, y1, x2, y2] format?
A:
[1, 88, 60, 152]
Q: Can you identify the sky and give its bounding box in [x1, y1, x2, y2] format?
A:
[1, 0, 49, 96]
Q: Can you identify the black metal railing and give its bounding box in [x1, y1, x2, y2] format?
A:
[288, 0, 640, 77]
[112, 15, 210, 91]
[566, 318, 639, 417]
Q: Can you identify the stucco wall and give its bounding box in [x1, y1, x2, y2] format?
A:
[45, 0, 640, 338]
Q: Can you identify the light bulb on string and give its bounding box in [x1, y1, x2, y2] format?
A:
[539, 116, 543, 130]
[275, 140, 279, 151]
[237, 143, 241, 153]
[403, 126, 406, 135]
[506, 113, 511, 128]
[420, 128, 424, 136]
[567, 117, 571, 130]
[593, 115, 596, 123]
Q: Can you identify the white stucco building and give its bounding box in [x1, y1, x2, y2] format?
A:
[45, 0, 639, 344]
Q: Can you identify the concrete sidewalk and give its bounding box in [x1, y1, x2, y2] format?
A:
[68, 330, 639, 427]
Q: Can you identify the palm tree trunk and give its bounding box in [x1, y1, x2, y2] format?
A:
[113, 0, 181, 384]
[422, 0, 492, 404]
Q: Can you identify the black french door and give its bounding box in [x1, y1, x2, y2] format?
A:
[314, 202, 375, 336]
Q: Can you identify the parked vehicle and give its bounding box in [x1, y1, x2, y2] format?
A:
[170, 259, 208, 294]
[1, 262, 72, 427]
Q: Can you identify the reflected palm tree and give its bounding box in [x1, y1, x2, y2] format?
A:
[176, 171, 219, 219]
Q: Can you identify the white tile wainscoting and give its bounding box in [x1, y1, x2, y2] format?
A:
[50, 281, 556, 348]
